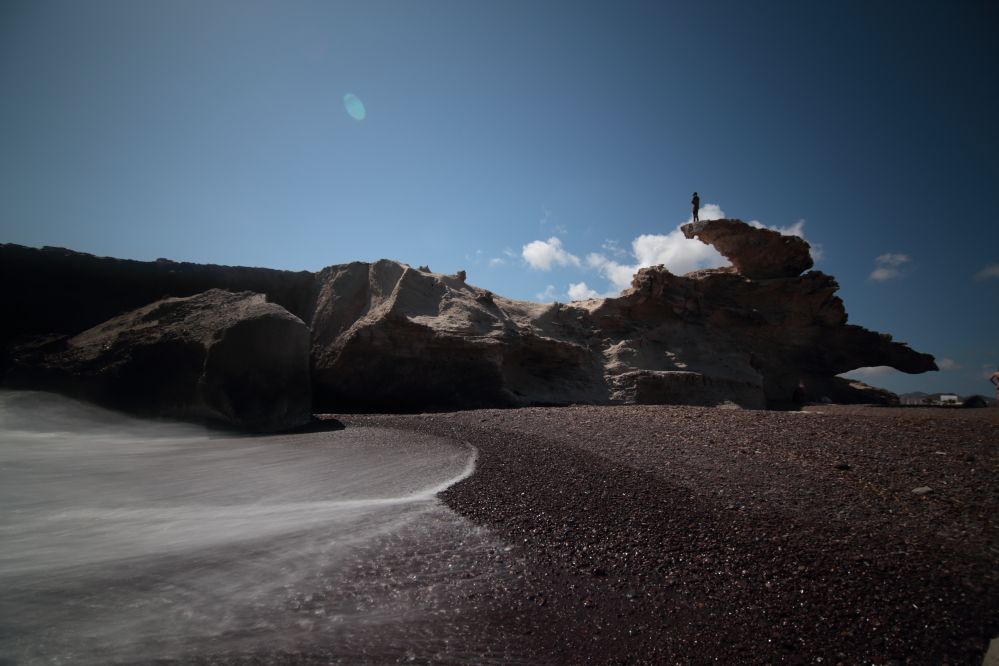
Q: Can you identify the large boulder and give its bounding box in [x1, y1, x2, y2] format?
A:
[681, 218, 814, 279]
[308, 260, 606, 410]
[5, 289, 312, 432]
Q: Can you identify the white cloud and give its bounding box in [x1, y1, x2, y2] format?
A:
[840, 366, 898, 379]
[749, 219, 824, 261]
[869, 253, 911, 281]
[567, 281, 601, 301]
[535, 284, 558, 302]
[520, 203, 825, 298]
[488, 257, 505, 268]
[689, 203, 726, 223]
[937, 357, 961, 370]
[974, 264, 999, 280]
[552, 223, 568, 236]
[585, 203, 729, 292]
[522, 237, 581, 271]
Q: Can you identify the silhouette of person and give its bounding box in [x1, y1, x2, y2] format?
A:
[792, 380, 806, 404]
[990, 367, 999, 404]
[692, 192, 700, 222]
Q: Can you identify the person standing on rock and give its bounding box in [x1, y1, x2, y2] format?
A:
[691, 192, 700, 222]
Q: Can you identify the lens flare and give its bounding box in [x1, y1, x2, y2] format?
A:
[343, 93, 366, 120]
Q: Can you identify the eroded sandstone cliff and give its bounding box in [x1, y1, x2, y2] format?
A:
[1, 219, 936, 423]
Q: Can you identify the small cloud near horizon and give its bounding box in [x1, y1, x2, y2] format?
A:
[869, 253, 911, 281]
[567, 281, 601, 301]
[840, 366, 898, 379]
[974, 264, 999, 280]
[535, 284, 558, 302]
[937, 357, 961, 370]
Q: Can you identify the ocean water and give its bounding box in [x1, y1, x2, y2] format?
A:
[0, 391, 534, 665]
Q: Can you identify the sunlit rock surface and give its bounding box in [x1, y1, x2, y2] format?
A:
[308, 260, 604, 410]
[6, 289, 311, 431]
[1, 221, 937, 415]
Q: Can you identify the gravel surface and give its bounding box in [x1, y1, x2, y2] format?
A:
[333, 405, 999, 665]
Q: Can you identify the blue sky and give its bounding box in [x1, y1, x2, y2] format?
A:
[1, 1, 997, 396]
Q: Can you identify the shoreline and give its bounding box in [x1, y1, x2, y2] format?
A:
[336, 404, 999, 665]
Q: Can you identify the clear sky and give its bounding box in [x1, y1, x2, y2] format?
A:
[1, 1, 997, 396]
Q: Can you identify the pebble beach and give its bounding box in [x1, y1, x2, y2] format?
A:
[338, 405, 999, 665]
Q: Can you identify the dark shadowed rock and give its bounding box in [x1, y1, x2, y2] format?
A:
[804, 376, 901, 405]
[6, 290, 311, 432]
[0, 243, 316, 358]
[962, 395, 988, 408]
[681, 218, 814, 279]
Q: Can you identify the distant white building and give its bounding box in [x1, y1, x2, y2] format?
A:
[939, 394, 959, 405]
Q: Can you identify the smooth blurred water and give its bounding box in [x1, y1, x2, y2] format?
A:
[0, 391, 535, 665]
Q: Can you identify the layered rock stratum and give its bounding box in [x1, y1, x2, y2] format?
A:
[1, 219, 936, 426]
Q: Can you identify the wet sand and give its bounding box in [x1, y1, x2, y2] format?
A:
[335, 405, 999, 665]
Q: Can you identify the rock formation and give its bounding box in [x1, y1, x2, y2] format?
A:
[308, 260, 604, 410]
[1, 219, 937, 423]
[682, 218, 813, 278]
[5, 289, 312, 432]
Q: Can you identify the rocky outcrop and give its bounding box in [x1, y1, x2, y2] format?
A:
[5, 290, 311, 432]
[682, 218, 813, 279]
[586, 260, 935, 406]
[308, 260, 605, 410]
[1, 219, 936, 415]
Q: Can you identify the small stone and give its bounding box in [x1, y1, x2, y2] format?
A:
[834, 463, 851, 471]
[911, 486, 933, 495]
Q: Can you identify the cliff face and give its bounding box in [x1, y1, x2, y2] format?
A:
[1, 220, 937, 420]
[0, 243, 316, 355]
